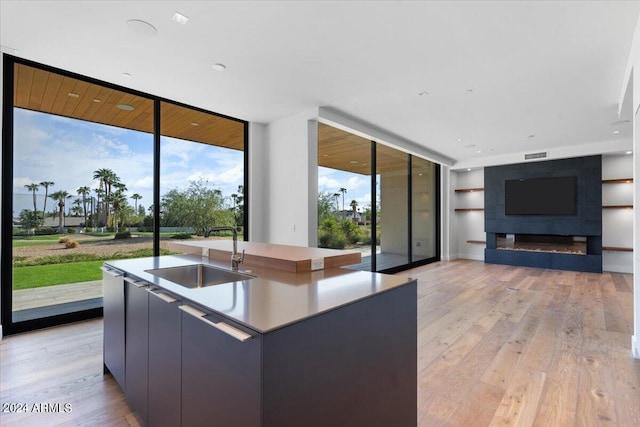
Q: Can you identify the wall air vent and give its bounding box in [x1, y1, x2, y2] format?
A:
[524, 151, 548, 160]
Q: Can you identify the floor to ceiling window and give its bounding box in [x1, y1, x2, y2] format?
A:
[412, 156, 438, 262]
[1, 56, 248, 334]
[376, 143, 410, 270]
[8, 62, 154, 326]
[317, 123, 373, 259]
[317, 123, 440, 272]
[159, 101, 247, 244]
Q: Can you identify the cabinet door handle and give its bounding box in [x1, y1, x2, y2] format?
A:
[179, 305, 252, 342]
[124, 276, 147, 288]
[146, 287, 178, 303]
[100, 266, 123, 277]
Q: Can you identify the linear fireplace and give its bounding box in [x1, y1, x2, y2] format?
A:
[496, 233, 587, 255]
[484, 155, 602, 273]
[485, 231, 601, 273]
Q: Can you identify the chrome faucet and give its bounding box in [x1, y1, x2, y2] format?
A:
[205, 226, 245, 272]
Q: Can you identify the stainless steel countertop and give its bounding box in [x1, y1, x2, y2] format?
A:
[105, 255, 416, 334]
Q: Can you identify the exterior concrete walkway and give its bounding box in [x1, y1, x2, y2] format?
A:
[12, 280, 103, 311]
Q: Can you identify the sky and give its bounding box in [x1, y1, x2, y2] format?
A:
[12, 108, 244, 216]
[12, 107, 375, 217]
[318, 166, 375, 213]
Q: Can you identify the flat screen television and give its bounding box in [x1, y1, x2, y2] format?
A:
[505, 176, 576, 215]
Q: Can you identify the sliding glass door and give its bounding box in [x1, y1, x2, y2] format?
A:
[317, 123, 440, 272]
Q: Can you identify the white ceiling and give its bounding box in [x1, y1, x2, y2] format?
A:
[1, 0, 638, 167]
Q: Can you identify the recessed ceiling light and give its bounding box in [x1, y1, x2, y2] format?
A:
[526, 134, 535, 139]
[116, 104, 135, 111]
[350, 160, 359, 164]
[457, 138, 462, 142]
[466, 89, 473, 93]
[172, 12, 190, 25]
[612, 130, 621, 134]
[626, 151, 633, 155]
[93, 98, 101, 103]
[190, 122, 199, 126]
[418, 91, 429, 96]
[67, 92, 79, 98]
[467, 168, 471, 171]
[126, 19, 158, 37]
[476, 150, 482, 154]
[212, 63, 227, 72]
[122, 72, 132, 78]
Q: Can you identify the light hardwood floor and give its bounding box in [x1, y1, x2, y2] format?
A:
[1, 260, 638, 426]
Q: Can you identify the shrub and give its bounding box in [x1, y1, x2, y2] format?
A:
[171, 233, 193, 240]
[318, 229, 347, 249]
[114, 231, 132, 240]
[339, 219, 362, 244]
[318, 217, 349, 249]
[361, 229, 381, 246]
[67, 227, 76, 234]
[35, 227, 57, 235]
[64, 239, 79, 249]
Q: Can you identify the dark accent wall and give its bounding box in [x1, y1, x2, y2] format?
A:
[484, 155, 602, 272]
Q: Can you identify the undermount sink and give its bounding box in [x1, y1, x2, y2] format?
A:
[146, 264, 255, 289]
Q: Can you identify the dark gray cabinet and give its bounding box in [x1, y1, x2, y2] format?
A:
[103, 260, 417, 427]
[125, 277, 149, 425]
[148, 287, 182, 427]
[262, 283, 417, 427]
[102, 266, 125, 390]
[180, 304, 262, 427]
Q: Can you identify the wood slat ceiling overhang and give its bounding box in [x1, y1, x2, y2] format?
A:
[318, 123, 413, 175]
[13, 63, 245, 150]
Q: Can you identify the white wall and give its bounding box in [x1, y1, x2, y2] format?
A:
[259, 108, 318, 247]
[625, 12, 640, 359]
[441, 165, 453, 261]
[451, 168, 485, 260]
[0, 53, 4, 339]
[248, 122, 267, 243]
[602, 154, 634, 273]
[380, 171, 408, 255]
[635, 101, 640, 358]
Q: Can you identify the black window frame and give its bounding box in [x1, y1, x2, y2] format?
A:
[1, 54, 249, 335]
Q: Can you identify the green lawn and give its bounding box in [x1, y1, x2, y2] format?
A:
[12, 248, 178, 289]
[13, 261, 104, 290]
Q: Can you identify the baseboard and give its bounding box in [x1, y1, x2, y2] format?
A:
[458, 253, 484, 261]
[602, 264, 633, 274]
[633, 336, 639, 359]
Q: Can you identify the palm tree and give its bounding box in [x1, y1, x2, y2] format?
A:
[49, 190, 71, 232]
[339, 187, 347, 217]
[131, 193, 142, 213]
[112, 183, 128, 232]
[24, 183, 39, 214]
[77, 186, 91, 228]
[39, 181, 54, 217]
[71, 199, 84, 217]
[94, 187, 105, 228]
[93, 168, 118, 229]
[333, 193, 340, 212]
[350, 199, 358, 221]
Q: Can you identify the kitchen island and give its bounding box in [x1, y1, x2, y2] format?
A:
[102, 249, 417, 427]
